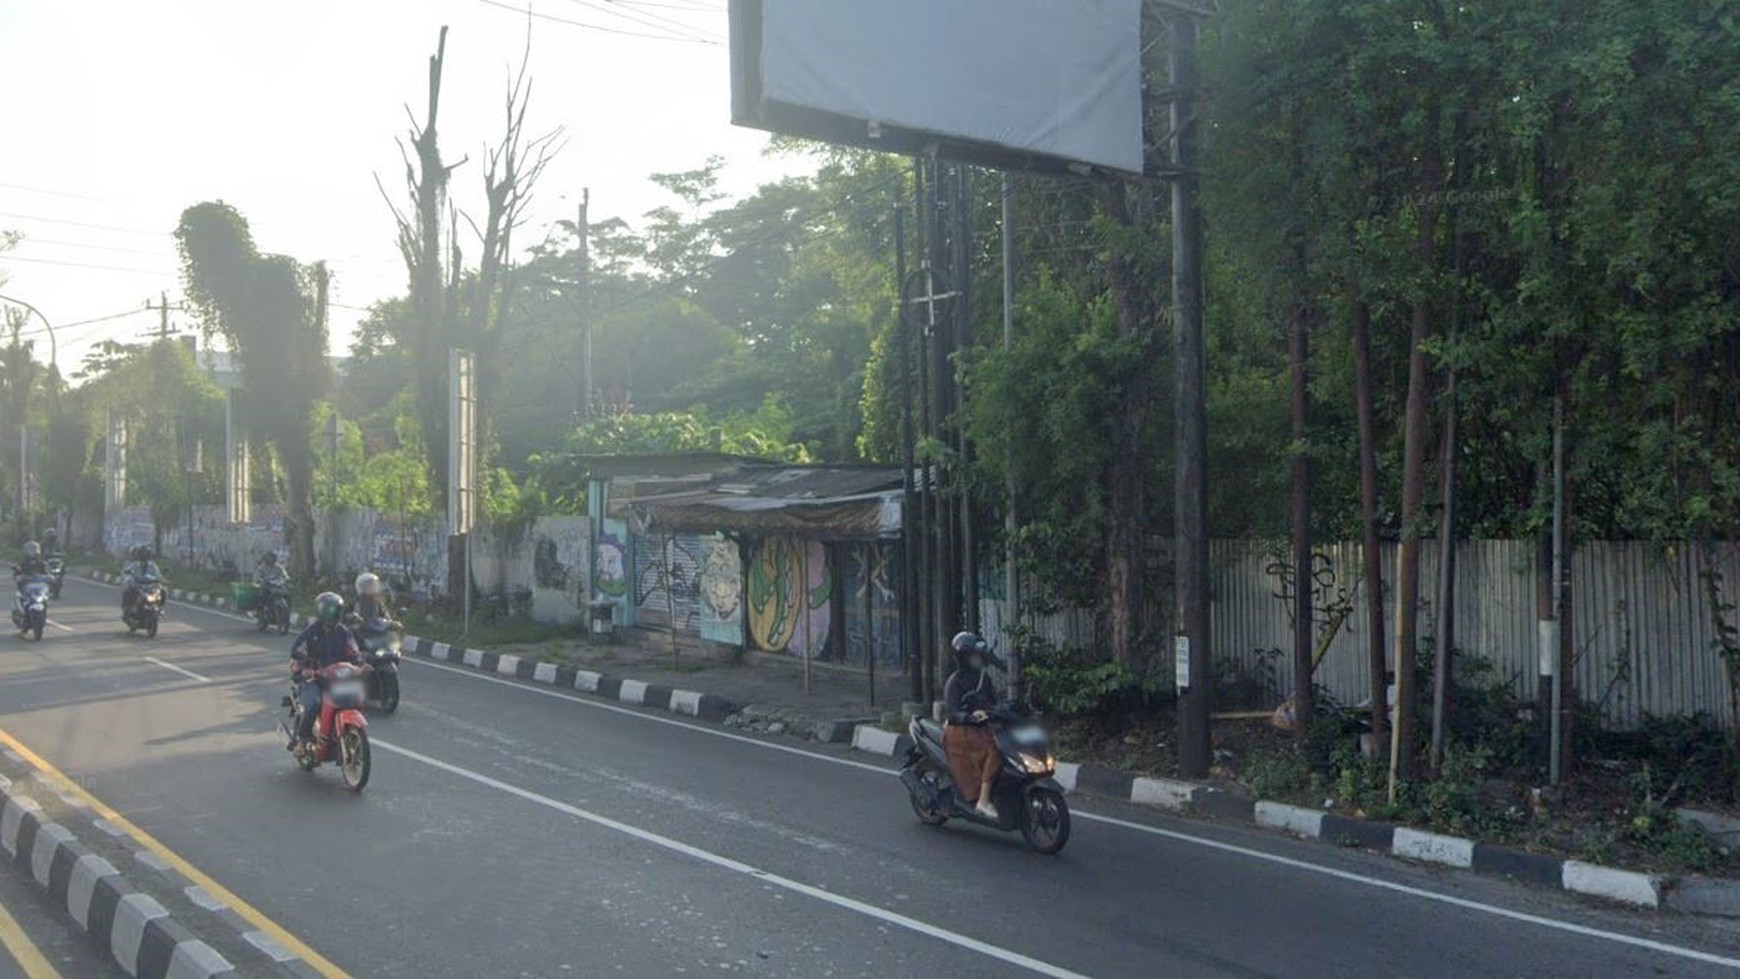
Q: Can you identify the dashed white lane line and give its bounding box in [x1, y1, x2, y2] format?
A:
[44, 619, 73, 633]
[405, 658, 1740, 972]
[72, 576, 1740, 971]
[371, 737, 1087, 979]
[142, 657, 210, 683]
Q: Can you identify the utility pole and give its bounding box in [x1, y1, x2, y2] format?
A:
[1169, 12, 1213, 779]
[1000, 172, 1021, 689]
[575, 189, 593, 420]
[145, 292, 180, 342]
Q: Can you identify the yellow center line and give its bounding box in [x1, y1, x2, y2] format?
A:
[0, 724, 348, 978]
[0, 885, 61, 979]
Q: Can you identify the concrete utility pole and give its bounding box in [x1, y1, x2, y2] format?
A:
[145, 292, 181, 342]
[1001, 172, 1021, 689]
[575, 189, 593, 420]
[1169, 12, 1213, 779]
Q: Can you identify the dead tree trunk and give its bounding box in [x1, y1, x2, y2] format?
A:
[1352, 300, 1388, 751]
[1288, 268, 1314, 738]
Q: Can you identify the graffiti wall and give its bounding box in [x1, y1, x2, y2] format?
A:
[594, 518, 630, 622]
[839, 542, 901, 668]
[523, 516, 589, 624]
[746, 537, 832, 659]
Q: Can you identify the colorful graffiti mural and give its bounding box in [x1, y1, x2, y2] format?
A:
[696, 536, 742, 644]
[746, 537, 831, 658]
[595, 518, 629, 615]
[841, 542, 901, 667]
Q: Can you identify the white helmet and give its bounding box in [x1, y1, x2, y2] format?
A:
[354, 572, 382, 597]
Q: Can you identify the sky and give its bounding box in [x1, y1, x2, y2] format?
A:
[0, 0, 805, 375]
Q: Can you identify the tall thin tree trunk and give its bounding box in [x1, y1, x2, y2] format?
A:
[1100, 182, 1156, 666]
[1390, 145, 1442, 793]
[1289, 271, 1314, 738]
[1353, 300, 1388, 753]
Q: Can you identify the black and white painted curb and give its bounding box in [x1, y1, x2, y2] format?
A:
[846, 722, 1713, 913]
[402, 635, 738, 722]
[83, 570, 1733, 916]
[0, 773, 233, 978]
[89, 571, 738, 723]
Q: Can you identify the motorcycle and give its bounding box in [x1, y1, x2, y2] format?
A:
[10, 570, 49, 641]
[278, 661, 373, 791]
[253, 582, 291, 635]
[123, 577, 166, 638]
[355, 620, 403, 714]
[901, 702, 1072, 854]
[45, 555, 64, 600]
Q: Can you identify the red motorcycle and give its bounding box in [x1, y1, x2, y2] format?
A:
[279, 662, 373, 791]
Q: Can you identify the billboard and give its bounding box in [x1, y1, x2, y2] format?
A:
[730, 0, 1145, 176]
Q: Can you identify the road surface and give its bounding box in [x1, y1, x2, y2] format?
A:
[0, 578, 1737, 977]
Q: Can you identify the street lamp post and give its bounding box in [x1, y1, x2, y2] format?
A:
[0, 294, 57, 368]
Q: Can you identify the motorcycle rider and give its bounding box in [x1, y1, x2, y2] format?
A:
[121, 546, 162, 614]
[253, 551, 288, 593]
[348, 572, 401, 633]
[942, 631, 1003, 820]
[40, 527, 60, 557]
[15, 541, 47, 580]
[287, 592, 362, 751]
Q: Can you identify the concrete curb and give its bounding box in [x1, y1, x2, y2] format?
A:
[0, 776, 233, 977]
[845, 720, 1674, 911]
[79, 570, 1699, 916]
[90, 570, 733, 723]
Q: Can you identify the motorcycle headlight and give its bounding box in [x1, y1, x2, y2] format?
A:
[1019, 752, 1056, 775]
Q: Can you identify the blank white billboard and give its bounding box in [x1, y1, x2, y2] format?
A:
[731, 0, 1145, 176]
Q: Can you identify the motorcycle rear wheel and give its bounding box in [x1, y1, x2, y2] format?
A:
[1019, 787, 1071, 855]
[378, 672, 400, 714]
[906, 761, 949, 826]
[339, 727, 370, 792]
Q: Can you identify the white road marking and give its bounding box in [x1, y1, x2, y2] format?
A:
[143, 657, 210, 683]
[72, 575, 1740, 969]
[405, 660, 1740, 971]
[372, 738, 1087, 979]
[44, 619, 73, 633]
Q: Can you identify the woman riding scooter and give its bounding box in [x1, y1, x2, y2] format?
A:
[943, 631, 1004, 820]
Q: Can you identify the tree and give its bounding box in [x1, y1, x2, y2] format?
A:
[175, 202, 330, 575]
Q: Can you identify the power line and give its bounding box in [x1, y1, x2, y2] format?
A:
[18, 237, 174, 258]
[562, 0, 720, 43]
[0, 181, 117, 203]
[0, 254, 172, 276]
[472, 0, 714, 42]
[0, 211, 166, 237]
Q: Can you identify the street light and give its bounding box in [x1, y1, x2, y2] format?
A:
[0, 294, 57, 368]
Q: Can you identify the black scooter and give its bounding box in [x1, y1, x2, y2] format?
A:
[356, 620, 403, 714]
[901, 702, 1072, 854]
[45, 555, 64, 599]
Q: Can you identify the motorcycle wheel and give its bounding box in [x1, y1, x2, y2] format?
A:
[378, 672, 400, 715]
[145, 613, 158, 639]
[256, 612, 268, 633]
[906, 761, 949, 826]
[338, 727, 370, 792]
[1019, 787, 1071, 855]
[277, 603, 290, 636]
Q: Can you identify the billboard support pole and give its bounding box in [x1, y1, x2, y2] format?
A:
[1170, 12, 1212, 779]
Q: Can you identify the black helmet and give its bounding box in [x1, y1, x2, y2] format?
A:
[315, 591, 344, 624]
[263, 551, 278, 565]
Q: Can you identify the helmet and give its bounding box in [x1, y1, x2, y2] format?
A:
[22, 541, 39, 558]
[354, 572, 381, 597]
[951, 631, 988, 656]
[263, 551, 278, 564]
[138, 547, 153, 562]
[314, 591, 344, 624]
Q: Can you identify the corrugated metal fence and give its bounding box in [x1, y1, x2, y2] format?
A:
[985, 539, 1740, 730]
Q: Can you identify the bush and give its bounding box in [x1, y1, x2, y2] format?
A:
[1020, 635, 1165, 719]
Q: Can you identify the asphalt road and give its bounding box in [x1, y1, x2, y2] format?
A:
[0, 578, 1738, 977]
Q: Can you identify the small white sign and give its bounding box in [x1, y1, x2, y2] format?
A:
[1174, 634, 1191, 691]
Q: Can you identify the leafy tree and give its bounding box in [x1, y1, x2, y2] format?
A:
[176, 202, 330, 575]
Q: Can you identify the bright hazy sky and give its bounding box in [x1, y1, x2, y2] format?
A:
[0, 0, 804, 373]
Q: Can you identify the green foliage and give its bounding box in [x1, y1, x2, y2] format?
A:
[1021, 636, 1164, 718]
